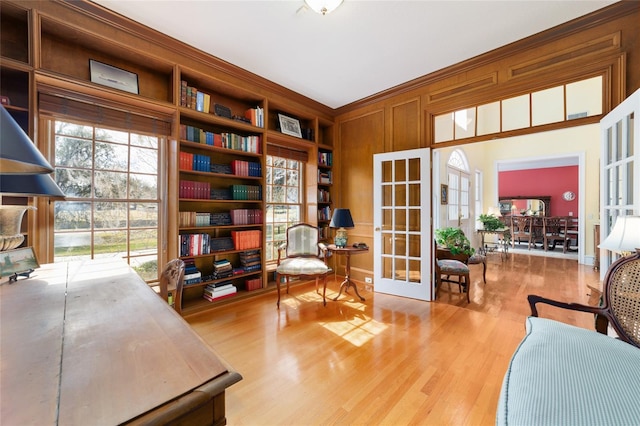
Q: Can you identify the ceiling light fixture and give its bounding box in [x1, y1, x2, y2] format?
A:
[304, 0, 343, 15]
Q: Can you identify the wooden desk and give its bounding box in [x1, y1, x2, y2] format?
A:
[1, 258, 241, 425]
[328, 244, 368, 301]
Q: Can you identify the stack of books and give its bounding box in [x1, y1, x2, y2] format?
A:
[212, 259, 233, 280]
[203, 282, 237, 302]
[183, 258, 202, 286]
[239, 250, 261, 273]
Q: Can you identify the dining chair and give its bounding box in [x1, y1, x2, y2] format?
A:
[435, 246, 471, 303]
[543, 216, 571, 252]
[511, 216, 533, 249]
[275, 223, 330, 308]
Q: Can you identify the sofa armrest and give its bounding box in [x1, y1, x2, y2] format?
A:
[527, 294, 611, 334]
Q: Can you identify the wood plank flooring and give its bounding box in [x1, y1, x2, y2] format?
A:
[187, 253, 602, 425]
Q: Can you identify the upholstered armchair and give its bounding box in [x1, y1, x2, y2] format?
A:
[276, 223, 330, 308]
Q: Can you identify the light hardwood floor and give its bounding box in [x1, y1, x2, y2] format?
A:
[187, 253, 602, 425]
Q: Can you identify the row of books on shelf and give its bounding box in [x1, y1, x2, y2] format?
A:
[180, 230, 261, 256]
[318, 225, 331, 240]
[181, 252, 262, 287]
[179, 180, 263, 201]
[318, 188, 331, 203]
[180, 153, 262, 178]
[179, 209, 263, 227]
[180, 234, 234, 256]
[179, 124, 261, 154]
[230, 209, 263, 225]
[318, 206, 331, 221]
[231, 160, 262, 177]
[318, 170, 332, 184]
[231, 230, 262, 250]
[180, 81, 264, 128]
[244, 107, 264, 128]
[318, 151, 333, 167]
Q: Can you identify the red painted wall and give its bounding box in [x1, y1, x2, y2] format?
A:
[498, 166, 578, 216]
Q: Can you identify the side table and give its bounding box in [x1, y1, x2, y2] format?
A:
[327, 244, 368, 302]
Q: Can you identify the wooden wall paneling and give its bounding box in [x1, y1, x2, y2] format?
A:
[388, 98, 421, 153]
[38, 14, 174, 103]
[336, 110, 384, 279]
[0, 1, 30, 64]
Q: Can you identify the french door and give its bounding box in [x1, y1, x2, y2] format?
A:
[600, 88, 640, 278]
[446, 166, 471, 234]
[373, 148, 432, 301]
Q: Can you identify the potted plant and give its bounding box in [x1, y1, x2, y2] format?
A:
[478, 213, 505, 231]
[435, 227, 475, 256]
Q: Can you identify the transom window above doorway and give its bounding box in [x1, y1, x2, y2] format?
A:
[434, 75, 603, 143]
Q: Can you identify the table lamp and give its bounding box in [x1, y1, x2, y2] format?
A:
[330, 208, 354, 248]
[487, 206, 502, 217]
[599, 216, 640, 256]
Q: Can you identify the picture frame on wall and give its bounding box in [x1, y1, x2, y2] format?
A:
[278, 113, 302, 138]
[441, 184, 448, 205]
[89, 59, 139, 94]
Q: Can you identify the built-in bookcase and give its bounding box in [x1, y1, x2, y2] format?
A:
[2, 0, 334, 316]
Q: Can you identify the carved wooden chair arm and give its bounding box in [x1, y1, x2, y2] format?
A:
[318, 242, 328, 263]
[527, 294, 611, 334]
[276, 242, 287, 265]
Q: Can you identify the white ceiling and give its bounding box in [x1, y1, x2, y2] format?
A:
[92, 0, 616, 110]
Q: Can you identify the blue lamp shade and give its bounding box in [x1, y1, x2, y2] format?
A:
[330, 208, 354, 248]
[329, 208, 354, 229]
[0, 173, 65, 198]
[0, 105, 54, 174]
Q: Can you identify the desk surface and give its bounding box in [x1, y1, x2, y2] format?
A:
[1, 258, 241, 425]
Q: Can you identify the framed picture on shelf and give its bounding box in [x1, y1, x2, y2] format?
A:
[278, 113, 302, 138]
[89, 59, 139, 94]
[440, 184, 448, 205]
[0, 247, 40, 278]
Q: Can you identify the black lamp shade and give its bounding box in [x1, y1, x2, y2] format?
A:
[0, 105, 54, 174]
[330, 208, 354, 228]
[0, 173, 65, 198]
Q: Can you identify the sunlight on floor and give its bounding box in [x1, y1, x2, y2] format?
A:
[319, 300, 388, 347]
[281, 288, 388, 347]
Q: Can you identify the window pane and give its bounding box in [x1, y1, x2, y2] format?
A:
[95, 171, 127, 198]
[130, 146, 158, 174]
[95, 202, 127, 229]
[56, 136, 92, 168]
[502, 94, 530, 131]
[96, 142, 128, 171]
[129, 173, 157, 199]
[96, 127, 128, 144]
[56, 168, 92, 198]
[532, 86, 563, 126]
[55, 201, 92, 230]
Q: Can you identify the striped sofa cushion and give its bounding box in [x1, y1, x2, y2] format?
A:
[497, 316, 640, 425]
